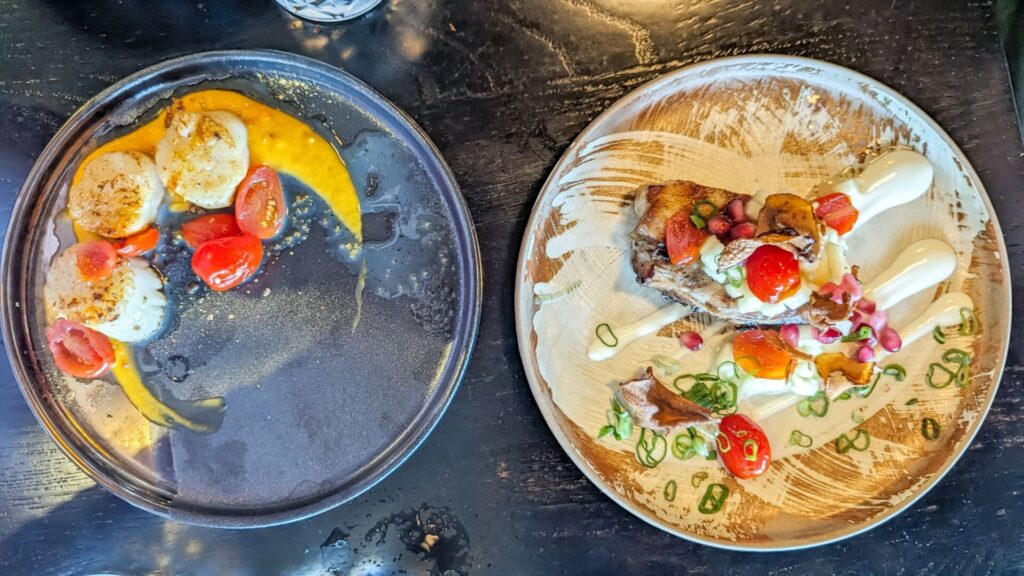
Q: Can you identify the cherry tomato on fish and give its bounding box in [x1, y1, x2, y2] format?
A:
[745, 245, 800, 303]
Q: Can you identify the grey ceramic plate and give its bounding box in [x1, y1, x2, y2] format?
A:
[1, 50, 480, 527]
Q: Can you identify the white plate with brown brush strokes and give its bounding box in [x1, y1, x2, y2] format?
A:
[514, 55, 1010, 550]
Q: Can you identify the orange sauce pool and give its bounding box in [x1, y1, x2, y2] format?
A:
[74, 89, 362, 240]
[69, 89, 363, 432]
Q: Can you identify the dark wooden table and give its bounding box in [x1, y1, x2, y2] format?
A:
[2, 1, 1023, 574]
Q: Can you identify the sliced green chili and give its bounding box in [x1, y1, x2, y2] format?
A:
[698, 483, 730, 514]
[921, 417, 941, 440]
[787, 430, 813, 448]
[835, 430, 870, 454]
[835, 391, 852, 402]
[595, 323, 618, 347]
[926, 363, 956, 389]
[663, 480, 678, 502]
[959, 307, 977, 336]
[883, 364, 907, 381]
[635, 428, 667, 468]
[797, 391, 829, 417]
[691, 471, 709, 488]
[693, 200, 718, 219]
[942, 348, 971, 366]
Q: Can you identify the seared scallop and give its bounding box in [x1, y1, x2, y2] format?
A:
[155, 102, 249, 209]
[44, 244, 166, 343]
[68, 151, 165, 238]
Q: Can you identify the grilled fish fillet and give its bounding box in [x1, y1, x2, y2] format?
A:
[68, 151, 164, 238]
[45, 244, 166, 342]
[630, 181, 849, 327]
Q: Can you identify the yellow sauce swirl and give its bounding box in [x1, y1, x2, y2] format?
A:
[70, 90, 362, 431]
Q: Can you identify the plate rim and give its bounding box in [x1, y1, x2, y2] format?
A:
[0, 48, 483, 528]
[513, 53, 1012, 551]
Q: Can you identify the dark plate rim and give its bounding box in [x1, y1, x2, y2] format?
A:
[0, 49, 482, 528]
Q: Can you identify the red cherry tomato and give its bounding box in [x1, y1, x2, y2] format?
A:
[191, 234, 263, 292]
[181, 214, 241, 249]
[235, 165, 286, 239]
[114, 227, 159, 257]
[75, 240, 117, 282]
[733, 329, 792, 379]
[717, 414, 771, 479]
[45, 319, 115, 379]
[745, 245, 800, 303]
[815, 192, 859, 235]
[665, 209, 707, 266]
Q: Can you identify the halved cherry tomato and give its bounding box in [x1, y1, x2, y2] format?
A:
[745, 245, 800, 303]
[815, 192, 859, 235]
[114, 227, 159, 257]
[733, 329, 792, 379]
[665, 208, 707, 266]
[717, 414, 771, 479]
[235, 165, 286, 239]
[191, 234, 263, 292]
[75, 240, 117, 282]
[181, 214, 241, 249]
[45, 319, 115, 379]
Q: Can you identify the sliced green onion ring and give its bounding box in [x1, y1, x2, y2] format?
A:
[883, 364, 907, 381]
[835, 430, 871, 454]
[635, 428, 668, 468]
[932, 325, 946, 344]
[842, 326, 873, 342]
[693, 200, 718, 219]
[691, 471, 709, 488]
[787, 430, 813, 448]
[926, 363, 956, 389]
[921, 417, 941, 440]
[798, 391, 829, 417]
[715, 432, 732, 454]
[906, 397, 919, 406]
[697, 483, 730, 514]
[595, 323, 618, 347]
[959, 307, 977, 336]
[942, 348, 971, 365]
[663, 480, 678, 502]
[690, 214, 706, 229]
[742, 439, 759, 461]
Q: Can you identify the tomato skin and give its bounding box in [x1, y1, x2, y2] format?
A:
[75, 240, 117, 282]
[745, 245, 800, 303]
[815, 192, 859, 235]
[191, 234, 263, 292]
[235, 165, 286, 239]
[181, 214, 242, 249]
[733, 329, 792, 379]
[665, 209, 707, 266]
[114, 227, 159, 257]
[717, 414, 771, 479]
[45, 319, 115, 379]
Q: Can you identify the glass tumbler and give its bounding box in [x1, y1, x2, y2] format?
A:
[276, 0, 384, 22]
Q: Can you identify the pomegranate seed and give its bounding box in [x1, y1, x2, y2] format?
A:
[855, 344, 875, 363]
[814, 327, 841, 344]
[849, 311, 862, 326]
[839, 272, 863, 300]
[864, 310, 888, 334]
[679, 330, 704, 351]
[855, 298, 876, 315]
[779, 325, 800, 349]
[879, 326, 902, 352]
[706, 215, 731, 235]
[726, 199, 746, 222]
[731, 221, 756, 239]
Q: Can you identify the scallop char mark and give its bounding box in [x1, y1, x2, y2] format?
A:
[68, 151, 164, 238]
[156, 101, 249, 209]
[44, 244, 166, 343]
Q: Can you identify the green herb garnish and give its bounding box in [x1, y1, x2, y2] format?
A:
[663, 480, 678, 502]
[675, 373, 738, 417]
[932, 326, 946, 344]
[598, 399, 633, 441]
[857, 363, 906, 399]
[672, 427, 711, 460]
[787, 430, 813, 448]
[693, 200, 718, 220]
[691, 471, 709, 488]
[697, 483, 730, 514]
[926, 363, 956, 389]
[742, 439, 759, 461]
[797, 391, 829, 417]
[906, 397, 919, 406]
[635, 428, 667, 468]
[835, 429, 870, 454]
[595, 323, 618, 347]
[841, 326, 873, 343]
[690, 214, 707, 229]
[959, 307, 977, 336]
[921, 417, 941, 440]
